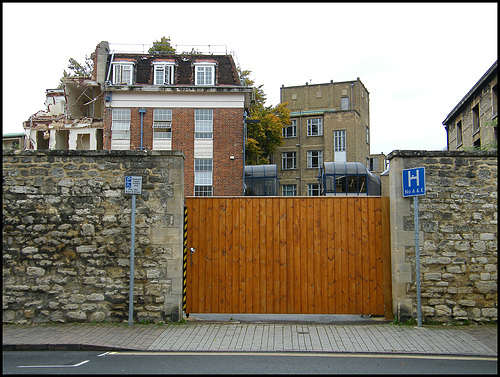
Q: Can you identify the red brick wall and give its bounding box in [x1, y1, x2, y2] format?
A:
[104, 106, 244, 196]
[213, 108, 244, 196]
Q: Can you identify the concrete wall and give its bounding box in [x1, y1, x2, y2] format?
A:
[3, 150, 185, 324]
[387, 150, 497, 323]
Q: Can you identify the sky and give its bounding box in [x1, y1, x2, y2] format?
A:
[2, 2, 497, 155]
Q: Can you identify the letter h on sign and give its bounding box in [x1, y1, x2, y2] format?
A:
[402, 167, 426, 197]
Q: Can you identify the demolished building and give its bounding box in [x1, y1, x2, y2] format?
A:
[23, 78, 104, 150]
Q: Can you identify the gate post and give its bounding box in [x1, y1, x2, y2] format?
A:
[183, 205, 188, 316]
[381, 197, 394, 320]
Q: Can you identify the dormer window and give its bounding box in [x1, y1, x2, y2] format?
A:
[153, 62, 174, 85]
[112, 62, 134, 85]
[194, 62, 216, 86]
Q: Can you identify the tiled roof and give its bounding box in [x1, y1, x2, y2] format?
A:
[106, 53, 241, 86]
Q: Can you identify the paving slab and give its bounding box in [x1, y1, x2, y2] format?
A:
[2, 321, 497, 357]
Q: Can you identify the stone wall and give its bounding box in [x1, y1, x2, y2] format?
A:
[3, 150, 185, 324]
[387, 150, 497, 323]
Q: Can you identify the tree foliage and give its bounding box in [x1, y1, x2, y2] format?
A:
[240, 68, 290, 165]
[149, 36, 176, 54]
[58, 55, 94, 88]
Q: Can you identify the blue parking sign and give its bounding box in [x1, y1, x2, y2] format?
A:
[402, 167, 426, 197]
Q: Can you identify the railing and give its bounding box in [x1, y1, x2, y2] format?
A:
[108, 43, 229, 55]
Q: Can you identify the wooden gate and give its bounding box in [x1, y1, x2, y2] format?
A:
[185, 197, 392, 318]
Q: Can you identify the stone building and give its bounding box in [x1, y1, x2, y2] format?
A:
[443, 60, 497, 151]
[275, 79, 371, 196]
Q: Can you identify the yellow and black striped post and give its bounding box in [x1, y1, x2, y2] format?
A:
[183, 206, 188, 316]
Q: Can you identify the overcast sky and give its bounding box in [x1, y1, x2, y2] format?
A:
[3, 2, 497, 155]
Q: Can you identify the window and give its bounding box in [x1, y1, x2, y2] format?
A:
[153, 63, 174, 85]
[195, 109, 213, 139]
[153, 109, 172, 139]
[194, 158, 213, 196]
[112, 62, 133, 85]
[111, 109, 131, 140]
[492, 84, 498, 117]
[341, 97, 349, 110]
[282, 184, 297, 196]
[456, 120, 463, 147]
[307, 150, 323, 168]
[308, 183, 320, 196]
[307, 118, 323, 136]
[472, 104, 480, 134]
[282, 151, 296, 170]
[195, 63, 215, 85]
[366, 125, 369, 143]
[283, 120, 297, 138]
[334, 130, 346, 152]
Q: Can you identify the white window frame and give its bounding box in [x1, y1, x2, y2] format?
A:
[308, 183, 320, 196]
[194, 62, 216, 85]
[282, 184, 297, 196]
[334, 130, 346, 152]
[111, 109, 131, 140]
[153, 63, 174, 85]
[283, 120, 297, 138]
[307, 118, 323, 136]
[307, 150, 323, 169]
[112, 62, 134, 85]
[194, 158, 213, 196]
[282, 151, 296, 170]
[153, 109, 172, 139]
[195, 109, 213, 139]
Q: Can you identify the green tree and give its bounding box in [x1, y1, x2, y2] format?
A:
[240, 69, 290, 165]
[149, 36, 176, 54]
[58, 55, 94, 88]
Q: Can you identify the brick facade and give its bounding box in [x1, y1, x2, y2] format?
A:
[275, 80, 371, 196]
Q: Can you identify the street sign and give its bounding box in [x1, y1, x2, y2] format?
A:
[402, 167, 426, 327]
[125, 176, 142, 195]
[125, 175, 142, 326]
[402, 167, 426, 197]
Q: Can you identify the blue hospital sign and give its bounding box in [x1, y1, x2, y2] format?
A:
[402, 167, 426, 197]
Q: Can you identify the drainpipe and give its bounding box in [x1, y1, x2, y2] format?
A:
[138, 108, 146, 150]
[350, 83, 354, 110]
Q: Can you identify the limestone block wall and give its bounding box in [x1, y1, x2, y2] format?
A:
[387, 150, 497, 323]
[3, 150, 185, 324]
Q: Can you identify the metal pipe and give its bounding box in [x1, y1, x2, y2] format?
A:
[138, 108, 146, 150]
[414, 196, 422, 327]
[128, 194, 136, 326]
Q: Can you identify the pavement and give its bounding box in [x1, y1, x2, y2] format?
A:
[2, 314, 497, 357]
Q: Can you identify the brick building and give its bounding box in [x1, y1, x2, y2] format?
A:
[274, 79, 371, 196]
[93, 41, 252, 196]
[443, 60, 497, 151]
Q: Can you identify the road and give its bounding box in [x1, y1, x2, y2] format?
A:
[3, 350, 497, 374]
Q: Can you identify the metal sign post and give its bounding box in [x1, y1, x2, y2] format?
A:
[125, 176, 142, 326]
[402, 167, 426, 327]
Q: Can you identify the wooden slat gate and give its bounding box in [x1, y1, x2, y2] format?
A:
[185, 197, 392, 318]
